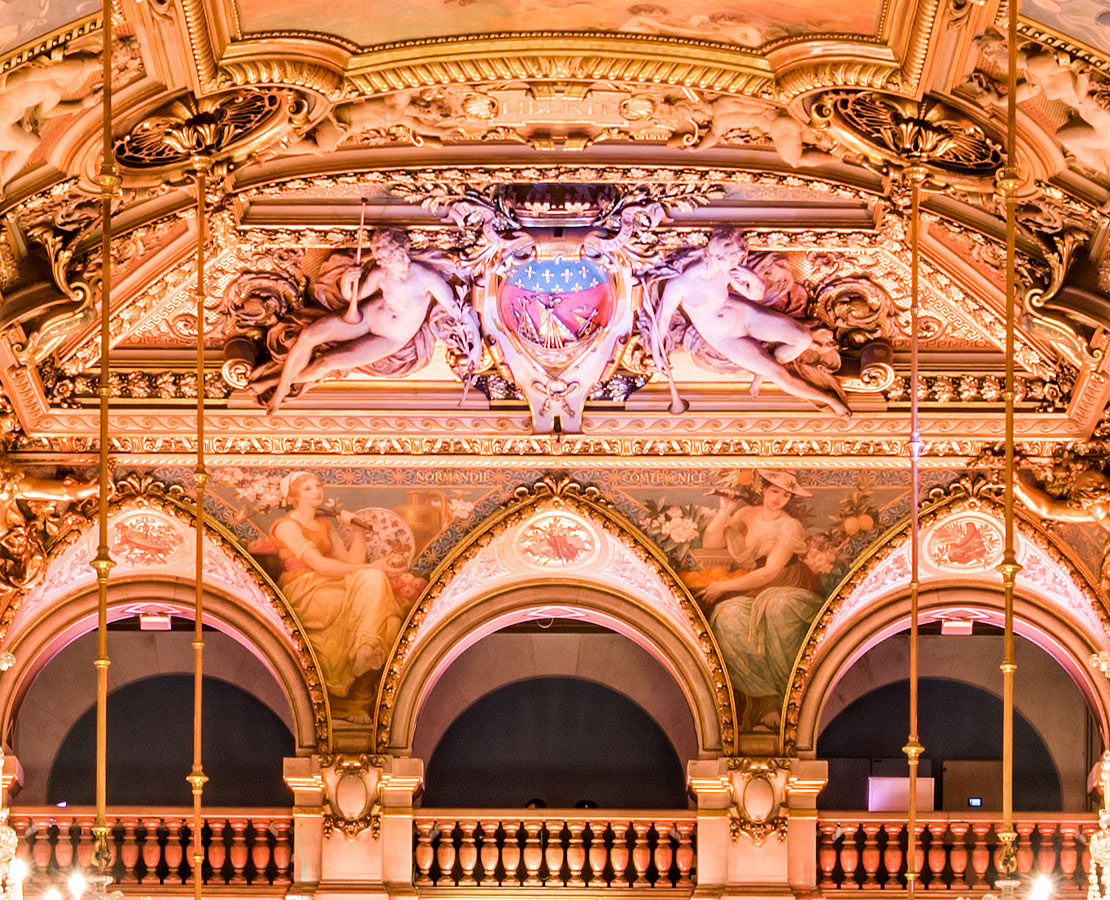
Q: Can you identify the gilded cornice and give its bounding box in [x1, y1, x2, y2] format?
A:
[0, 14, 100, 73]
[219, 37, 348, 99]
[1016, 18, 1110, 78]
[341, 32, 775, 97]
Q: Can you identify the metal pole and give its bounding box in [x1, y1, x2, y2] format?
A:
[997, 0, 1022, 882]
[187, 160, 209, 900]
[903, 164, 926, 900]
[90, 0, 118, 879]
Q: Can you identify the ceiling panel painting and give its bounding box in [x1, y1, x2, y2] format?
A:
[1021, 0, 1110, 57]
[0, 0, 96, 55]
[233, 0, 887, 48]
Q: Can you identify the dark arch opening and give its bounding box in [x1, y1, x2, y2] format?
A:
[48, 675, 293, 806]
[423, 677, 687, 808]
[817, 677, 1061, 810]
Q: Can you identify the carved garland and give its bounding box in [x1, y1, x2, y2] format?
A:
[781, 473, 1110, 753]
[372, 475, 737, 756]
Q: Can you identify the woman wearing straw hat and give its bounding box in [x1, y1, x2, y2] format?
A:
[699, 470, 823, 731]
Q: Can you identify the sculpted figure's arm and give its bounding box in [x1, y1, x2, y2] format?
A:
[15, 473, 98, 503]
[1013, 468, 1108, 527]
[728, 267, 766, 302]
[424, 267, 464, 316]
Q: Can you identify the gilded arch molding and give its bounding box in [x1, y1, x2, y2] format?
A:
[782, 477, 1110, 754]
[5, 473, 333, 751]
[372, 476, 737, 757]
[0, 576, 320, 753]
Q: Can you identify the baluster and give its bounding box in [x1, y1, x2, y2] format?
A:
[141, 819, 162, 884]
[928, 824, 948, 888]
[632, 820, 652, 887]
[227, 817, 248, 883]
[1058, 824, 1080, 888]
[437, 821, 458, 885]
[476, 820, 499, 886]
[271, 820, 292, 883]
[654, 823, 674, 887]
[242, 820, 262, 884]
[675, 821, 695, 888]
[414, 821, 435, 886]
[861, 823, 881, 888]
[456, 820, 478, 886]
[522, 819, 543, 887]
[164, 820, 184, 884]
[610, 822, 632, 887]
[502, 821, 522, 886]
[206, 820, 226, 884]
[544, 819, 565, 885]
[53, 821, 73, 871]
[1016, 822, 1036, 877]
[75, 818, 95, 872]
[566, 819, 587, 887]
[586, 821, 607, 887]
[818, 821, 839, 888]
[116, 819, 136, 882]
[880, 824, 901, 888]
[839, 825, 860, 888]
[1035, 823, 1058, 877]
[910, 823, 925, 886]
[949, 822, 970, 889]
[1079, 823, 1096, 888]
[968, 822, 992, 888]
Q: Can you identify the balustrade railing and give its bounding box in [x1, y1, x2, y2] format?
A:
[819, 813, 1099, 894]
[11, 807, 293, 888]
[413, 811, 696, 888]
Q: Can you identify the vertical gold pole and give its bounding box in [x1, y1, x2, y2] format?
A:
[997, 0, 1021, 881]
[91, 0, 118, 879]
[187, 161, 209, 900]
[903, 165, 926, 900]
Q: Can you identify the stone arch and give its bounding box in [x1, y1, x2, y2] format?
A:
[411, 630, 699, 767]
[0, 576, 321, 755]
[4, 476, 331, 751]
[785, 483, 1110, 756]
[374, 477, 736, 757]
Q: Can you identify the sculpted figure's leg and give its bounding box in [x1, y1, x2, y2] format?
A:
[712, 335, 848, 416]
[294, 333, 407, 389]
[740, 303, 813, 364]
[268, 329, 328, 412]
[0, 126, 41, 184]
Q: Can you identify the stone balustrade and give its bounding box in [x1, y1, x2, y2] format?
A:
[818, 813, 1099, 895]
[412, 810, 697, 888]
[10, 807, 293, 889]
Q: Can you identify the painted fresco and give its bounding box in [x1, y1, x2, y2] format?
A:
[234, 0, 884, 50]
[143, 465, 936, 728]
[0, 0, 97, 55]
[202, 467, 500, 721]
[609, 468, 936, 733]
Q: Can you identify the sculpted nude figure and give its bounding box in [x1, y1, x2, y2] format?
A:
[653, 230, 849, 416]
[256, 229, 464, 412]
[0, 52, 100, 187]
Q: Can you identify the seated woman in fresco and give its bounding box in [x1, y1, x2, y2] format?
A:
[270, 471, 410, 722]
[699, 470, 823, 732]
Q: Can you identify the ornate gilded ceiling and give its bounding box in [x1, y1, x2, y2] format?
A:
[1, 0, 1109, 467]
